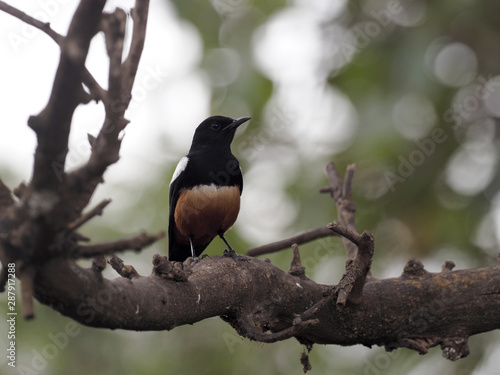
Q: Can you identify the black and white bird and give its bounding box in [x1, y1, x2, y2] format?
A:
[168, 115, 251, 262]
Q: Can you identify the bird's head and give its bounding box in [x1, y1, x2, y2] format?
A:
[190, 115, 251, 150]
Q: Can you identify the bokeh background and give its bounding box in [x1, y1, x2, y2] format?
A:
[1, 0, 500, 374]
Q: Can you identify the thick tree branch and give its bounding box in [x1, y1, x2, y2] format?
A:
[31, 255, 500, 362]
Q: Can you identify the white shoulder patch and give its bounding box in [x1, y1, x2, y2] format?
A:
[170, 156, 189, 186]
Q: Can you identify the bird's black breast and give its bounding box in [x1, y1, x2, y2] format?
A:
[179, 150, 243, 192]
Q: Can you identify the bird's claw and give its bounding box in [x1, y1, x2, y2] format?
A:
[223, 248, 249, 262]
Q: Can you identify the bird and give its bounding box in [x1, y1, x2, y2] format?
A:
[168, 115, 251, 262]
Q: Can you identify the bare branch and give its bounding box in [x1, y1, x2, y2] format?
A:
[67, 199, 112, 231]
[322, 162, 358, 259]
[121, 1, 150, 106]
[247, 226, 337, 256]
[0, 1, 63, 44]
[328, 223, 374, 306]
[30, 254, 500, 362]
[28, 0, 106, 190]
[76, 231, 165, 258]
[66, 1, 149, 217]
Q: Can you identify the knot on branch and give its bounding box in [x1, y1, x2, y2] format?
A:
[107, 255, 139, 279]
[402, 259, 429, 278]
[152, 254, 191, 281]
[441, 336, 470, 361]
[288, 244, 306, 278]
[441, 260, 456, 273]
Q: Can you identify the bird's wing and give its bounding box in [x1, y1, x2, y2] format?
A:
[168, 156, 189, 258]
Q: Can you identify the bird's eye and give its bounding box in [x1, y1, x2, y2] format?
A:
[211, 123, 221, 131]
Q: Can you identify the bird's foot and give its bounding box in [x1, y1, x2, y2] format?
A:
[223, 248, 249, 262]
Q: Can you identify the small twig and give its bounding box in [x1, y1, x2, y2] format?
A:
[237, 314, 319, 344]
[107, 254, 140, 279]
[342, 164, 355, 200]
[67, 199, 112, 231]
[0, 1, 63, 43]
[328, 223, 374, 307]
[121, 0, 150, 106]
[322, 162, 358, 260]
[19, 265, 35, 319]
[299, 223, 374, 318]
[321, 162, 343, 201]
[77, 231, 165, 258]
[247, 226, 338, 256]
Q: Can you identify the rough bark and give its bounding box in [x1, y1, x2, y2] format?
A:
[30, 254, 500, 362]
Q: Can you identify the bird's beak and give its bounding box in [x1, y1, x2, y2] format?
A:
[225, 116, 251, 131]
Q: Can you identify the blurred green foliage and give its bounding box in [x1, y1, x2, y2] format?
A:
[2, 0, 500, 374]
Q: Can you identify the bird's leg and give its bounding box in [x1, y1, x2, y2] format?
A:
[219, 233, 235, 254]
[220, 233, 248, 261]
[189, 236, 199, 261]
